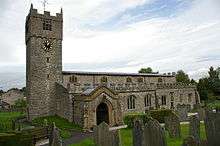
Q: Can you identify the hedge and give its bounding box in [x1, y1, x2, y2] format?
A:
[0, 132, 33, 146]
[123, 109, 175, 128]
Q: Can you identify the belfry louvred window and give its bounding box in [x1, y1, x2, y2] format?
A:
[43, 19, 52, 31]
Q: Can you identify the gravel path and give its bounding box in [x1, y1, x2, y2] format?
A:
[39, 131, 93, 146]
[62, 131, 93, 146]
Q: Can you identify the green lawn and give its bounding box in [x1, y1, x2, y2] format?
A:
[32, 115, 82, 139]
[71, 123, 206, 146]
[0, 112, 25, 132]
[70, 138, 96, 146]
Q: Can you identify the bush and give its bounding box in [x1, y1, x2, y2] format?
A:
[123, 109, 174, 128]
[150, 109, 174, 123]
[0, 112, 25, 132]
[0, 132, 33, 146]
[123, 113, 149, 128]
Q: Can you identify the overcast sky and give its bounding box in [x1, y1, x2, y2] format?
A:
[0, 0, 220, 90]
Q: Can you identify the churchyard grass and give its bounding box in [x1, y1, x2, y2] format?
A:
[0, 112, 24, 132]
[71, 123, 206, 146]
[32, 115, 82, 139]
[70, 138, 96, 146]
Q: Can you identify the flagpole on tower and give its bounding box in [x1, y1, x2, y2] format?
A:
[42, 0, 48, 11]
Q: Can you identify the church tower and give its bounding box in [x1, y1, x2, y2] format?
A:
[26, 4, 63, 120]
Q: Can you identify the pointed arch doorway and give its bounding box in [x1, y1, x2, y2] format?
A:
[96, 102, 109, 125]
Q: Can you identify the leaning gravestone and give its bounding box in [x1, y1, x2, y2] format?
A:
[189, 115, 200, 143]
[94, 122, 120, 146]
[49, 123, 62, 146]
[165, 114, 181, 138]
[143, 118, 167, 146]
[204, 110, 220, 146]
[133, 119, 144, 146]
[176, 104, 188, 121]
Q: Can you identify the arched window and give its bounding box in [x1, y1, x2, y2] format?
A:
[101, 76, 108, 83]
[158, 78, 163, 83]
[179, 94, 183, 102]
[161, 95, 166, 105]
[69, 75, 77, 83]
[137, 77, 144, 83]
[144, 94, 151, 107]
[126, 77, 132, 83]
[127, 95, 136, 109]
[188, 93, 192, 102]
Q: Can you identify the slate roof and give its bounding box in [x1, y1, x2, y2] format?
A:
[62, 71, 173, 77]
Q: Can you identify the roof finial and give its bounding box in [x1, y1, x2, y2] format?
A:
[61, 8, 63, 14]
[30, 3, 33, 10]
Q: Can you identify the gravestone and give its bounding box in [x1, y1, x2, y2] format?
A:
[189, 115, 200, 143]
[182, 136, 199, 146]
[165, 114, 181, 138]
[143, 118, 167, 146]
[49, 123, 62, 146]
[176, 104, 189, 121]
[133, 119, 144, 146]
[110, 130, 120, 146]
[204, 110, 220, 146]
[197, 108, 205, 121]
[94, 122, 120, 146]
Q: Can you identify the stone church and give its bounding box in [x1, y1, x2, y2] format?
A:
[26, 5, 200, 130]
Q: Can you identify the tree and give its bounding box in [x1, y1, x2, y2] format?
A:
[199, 90, 208, 101]
[13, 99, 27, 109]
[175, 70, 190, 84]
[207, 67, 220, 95]
[197, 78, 209, 101]
[208, 66, 218, 79]
[190, 79, 197, 85]
[139, 67, 153, 73]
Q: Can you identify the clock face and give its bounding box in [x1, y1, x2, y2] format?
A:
[43, 40, 52, 52]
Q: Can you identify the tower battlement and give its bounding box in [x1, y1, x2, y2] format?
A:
[27, 4, 62, 20]
[25, 4, 63, 44]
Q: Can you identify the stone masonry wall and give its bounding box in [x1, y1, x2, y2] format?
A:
[26, 5, 63, 120]
[55, 83, 73, 122]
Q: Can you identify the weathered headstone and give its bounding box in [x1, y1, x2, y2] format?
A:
[204, 110, 220, 146]
[182, 136, 199, 146]
[197, 108, 205, 121]
[176, 104, 188, 121]
[133, 119, 143, 146]
[189, 115, 200, 143]
[94, 122, 120, 146]
[143, 118, 167, 146]
[49, 123, 62, 146]
[110, 130, 120, 146]
[165, 114, 181, 138]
